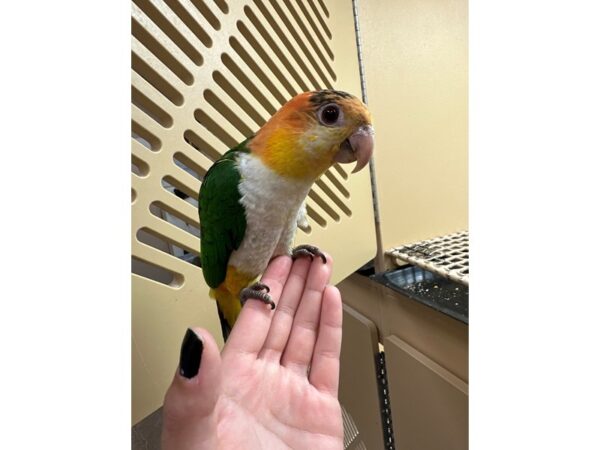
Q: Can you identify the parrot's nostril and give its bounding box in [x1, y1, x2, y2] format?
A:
[357, 124, 375, 137]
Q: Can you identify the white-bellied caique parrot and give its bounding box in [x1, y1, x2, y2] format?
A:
[199, 90, 374, 340]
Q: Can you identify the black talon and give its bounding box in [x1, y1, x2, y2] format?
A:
[292, 249, 314, 261]
[240, 283, 275, 310]
[291, 244, 327, 264]
[252, 282, 270, 293]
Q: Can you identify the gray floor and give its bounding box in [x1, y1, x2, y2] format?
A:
[132, 407, 163, 450]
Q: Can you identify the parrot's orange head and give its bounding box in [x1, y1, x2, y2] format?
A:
[249, 90, 374, 180]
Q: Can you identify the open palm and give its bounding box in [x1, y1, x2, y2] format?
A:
[162, 255, 344, 450]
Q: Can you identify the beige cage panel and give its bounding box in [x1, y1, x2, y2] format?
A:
[131, 0, 375, 424]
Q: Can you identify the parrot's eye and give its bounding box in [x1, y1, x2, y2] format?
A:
[318, 103, 342, 126]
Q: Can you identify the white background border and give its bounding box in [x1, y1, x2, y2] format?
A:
[1, 1, 599, 448]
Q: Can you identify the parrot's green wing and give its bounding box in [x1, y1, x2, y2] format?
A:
[198, 140, 250, 289]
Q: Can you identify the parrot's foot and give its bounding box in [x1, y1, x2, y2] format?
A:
[291, 245, 327, 264]
[240, 283, 275, 310]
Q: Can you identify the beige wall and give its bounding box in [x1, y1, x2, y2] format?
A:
[359, 0, 468, 249]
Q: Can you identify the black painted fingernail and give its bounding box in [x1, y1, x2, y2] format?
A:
[179, 328, 203, 379]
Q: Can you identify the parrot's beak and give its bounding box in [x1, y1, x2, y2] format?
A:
[333, 125, 375, 173]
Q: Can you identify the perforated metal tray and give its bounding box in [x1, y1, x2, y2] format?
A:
[387, 231, 469, 286]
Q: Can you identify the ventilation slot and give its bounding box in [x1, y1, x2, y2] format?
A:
[324, 169, 350, 198]
[133, 0, 203, 66]
[265, 0, 335, 87]
[194, 107, 238, 148]
[138, 226, 200, 259]
[237, 20, 299, 97]
[229, 36, 287, 105]
[309, 190, 340, 222]
[137, 227, 200, 268]
[150, 201, 200, 236]
[315, 179, 352, 217]
[190, 0, 221, 30]
[132, 188, 137, 203]
[184, 128, 224, 162]
[317, 0, 329, 18]
[163, 0, 213, 48]
[221, 53, 278, 115]
[132, 255, 183, 287]
[307, 0, 331, 39]
[162, 176, 198, 204]
[132, 17, 194, 85]
[131, 52, 184, 106]
[132, 120, 161, 151]
[294, 0, 334, 60]
[173, 151, 206, 181]
[245, 3, 313, 92]
[213, 70, 266, 127]
[132, 86, 174, 128]
[298, 222, 312, 234]
[213, 0, 228, 14]
[333, 163, 348, 180]
[306, 204, 326, 227]
[132, 154, 150, 176]
[204, 89, 255, 137]
[279, 0, 336, 79]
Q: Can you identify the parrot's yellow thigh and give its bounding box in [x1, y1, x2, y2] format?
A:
[210, 265, 258, 330]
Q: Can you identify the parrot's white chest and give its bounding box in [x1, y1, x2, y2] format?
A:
[228, 153, 311, 277]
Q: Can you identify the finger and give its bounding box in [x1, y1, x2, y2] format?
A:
[258, 256, 312, 362]
[224, 256, 292, 358]
[281, 254, 332, 376]
[309, 286, 343, 396]
[163, 328, 222, 421]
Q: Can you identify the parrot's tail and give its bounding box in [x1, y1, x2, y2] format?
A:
[210, 287, 242, 341]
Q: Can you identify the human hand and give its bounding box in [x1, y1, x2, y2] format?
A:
[162, 254, 343, 449]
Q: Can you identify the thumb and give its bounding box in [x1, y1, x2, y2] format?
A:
[162, 328, 222, 446]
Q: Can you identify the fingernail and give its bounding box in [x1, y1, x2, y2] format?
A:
[179, 328, 203, 379]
